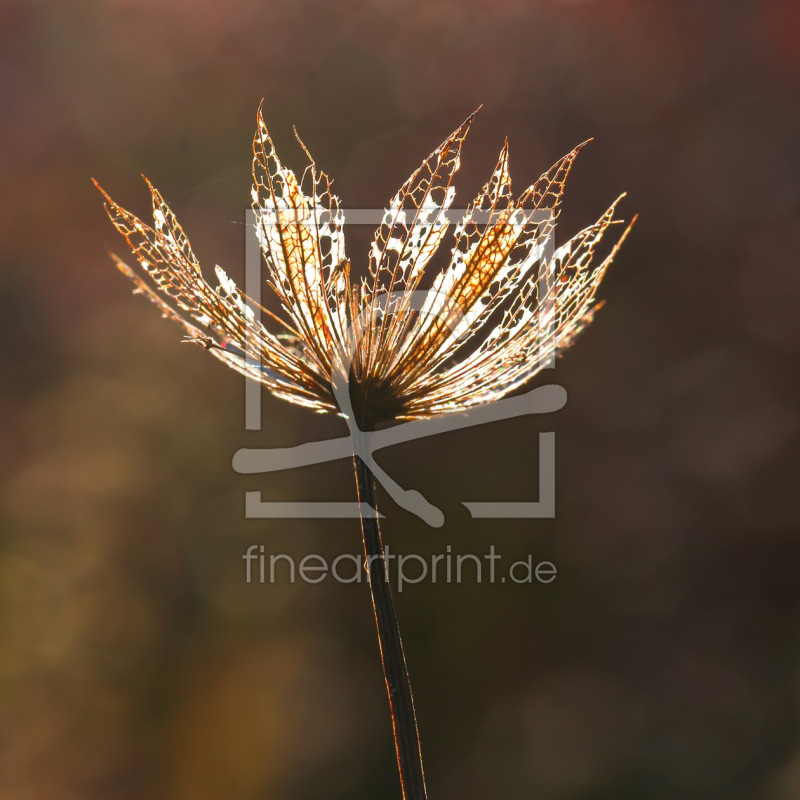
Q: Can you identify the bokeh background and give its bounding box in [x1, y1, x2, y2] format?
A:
[1, 0, 799, 798]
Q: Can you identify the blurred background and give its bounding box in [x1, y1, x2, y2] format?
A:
[1, 0, 799, 798]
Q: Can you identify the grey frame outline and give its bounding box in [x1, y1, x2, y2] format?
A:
[236, 207, 561, 523]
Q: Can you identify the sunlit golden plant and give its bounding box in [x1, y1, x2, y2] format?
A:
[95, 106, 633, 428]
[95, 105, 634, 800]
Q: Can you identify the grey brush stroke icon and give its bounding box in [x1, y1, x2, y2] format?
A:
[240, 213, 562, 526]
[234, 383, 566, 526]
[233, 383, 566, 473]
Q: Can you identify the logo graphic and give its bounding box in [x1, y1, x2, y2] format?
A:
[232, 209, 564, 527]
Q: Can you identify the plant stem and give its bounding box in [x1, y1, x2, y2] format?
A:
[353, 455, 427, 800]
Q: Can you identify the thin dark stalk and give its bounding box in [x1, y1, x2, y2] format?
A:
[353, 455, 427, 800]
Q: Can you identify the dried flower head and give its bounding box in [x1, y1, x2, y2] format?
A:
[95, 106, 634, 428]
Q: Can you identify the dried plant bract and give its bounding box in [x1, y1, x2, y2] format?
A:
[95, 106, 634, 429]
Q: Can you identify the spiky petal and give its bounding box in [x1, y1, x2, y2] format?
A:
[96, 107, 634, 424]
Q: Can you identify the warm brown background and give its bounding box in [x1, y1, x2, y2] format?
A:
[1, 1, 799, 798]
